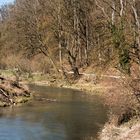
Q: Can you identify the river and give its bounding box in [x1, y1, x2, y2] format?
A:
[0, 84, 108, 140]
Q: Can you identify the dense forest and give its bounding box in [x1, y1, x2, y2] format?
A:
[0, 0, 140, 139]
[0, 0, 140, 77]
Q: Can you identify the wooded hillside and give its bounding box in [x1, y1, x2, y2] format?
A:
[0, 0, 140, 78]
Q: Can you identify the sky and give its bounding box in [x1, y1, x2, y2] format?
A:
[0, 0, 15, 6]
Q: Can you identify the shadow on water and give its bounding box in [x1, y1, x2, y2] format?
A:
[0, 84, 108, 140]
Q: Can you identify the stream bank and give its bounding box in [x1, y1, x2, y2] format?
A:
[0, 76, 32, 107]
[99, 118, 140, 140]
[0, 70, 140, 140]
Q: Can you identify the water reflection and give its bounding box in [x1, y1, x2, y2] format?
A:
[0, 85, 108, 140]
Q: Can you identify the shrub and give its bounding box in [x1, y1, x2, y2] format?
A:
[103, 78, 140, 125]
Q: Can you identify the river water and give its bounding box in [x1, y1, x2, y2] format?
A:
[0, 84, 108, 140]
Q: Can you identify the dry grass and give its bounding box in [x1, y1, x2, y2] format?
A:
[99, 118, 140, 140]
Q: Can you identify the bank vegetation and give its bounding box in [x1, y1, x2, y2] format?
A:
[0, 0, 140, 139]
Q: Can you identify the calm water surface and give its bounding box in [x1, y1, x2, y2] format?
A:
[0, 85, 108, 140]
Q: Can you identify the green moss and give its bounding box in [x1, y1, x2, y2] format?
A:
[0, 70, 14, 77]
[0, 101, 9, 107]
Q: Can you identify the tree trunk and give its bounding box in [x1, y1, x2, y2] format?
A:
[39, 48, 59, 74]
[58, 1, 62, 67]
[85, 17, 89, 66]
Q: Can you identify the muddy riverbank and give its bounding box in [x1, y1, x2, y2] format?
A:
[0, 76, 32, 107]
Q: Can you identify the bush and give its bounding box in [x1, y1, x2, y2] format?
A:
[103, 78, 140, 125]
